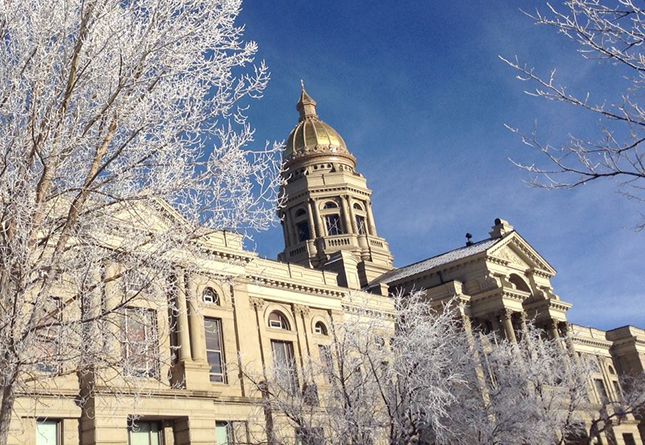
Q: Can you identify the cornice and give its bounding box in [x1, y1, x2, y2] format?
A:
[244, 274, 345, 299]
[573, 337, 613, 349]
[284, 186, 372, 204]
[341, 304, 396, 320]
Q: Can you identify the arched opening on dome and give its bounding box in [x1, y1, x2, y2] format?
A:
[295, 208, 306, 217]
[509, 274, 531, 293]
[268, 311, 290, 330]
[202, 287, 220, 305]
[353, 202, 364, 211]
[323, 201, 338, 209]
[314, 321, 328, 336]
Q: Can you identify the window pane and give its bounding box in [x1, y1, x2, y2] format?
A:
[325, 215, 341, 236]
[208, 352, 223, 373]
[36, 420, 58, 445]
[356, 216, 366, 235]
[122, 309, 159, 377]
[297, 221, 311, 241]
[215, 422, 230, 445]
[594, 379, 608, 402]
[204, 317, 225, 383]
[205, 319, 222, 350]
[129, 422, 163, 445]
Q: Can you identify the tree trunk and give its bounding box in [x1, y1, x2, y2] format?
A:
[0, 382, 16, 445]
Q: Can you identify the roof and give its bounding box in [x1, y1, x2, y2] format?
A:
[371, 237, 502, 286]
[284, 84, 355, 164]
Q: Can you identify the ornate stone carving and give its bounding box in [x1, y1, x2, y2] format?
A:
[498, 247, 526, 268]
[292, 304, 310, 316]
[249, 296, 265, 310]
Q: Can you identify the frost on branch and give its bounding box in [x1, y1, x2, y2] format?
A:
[0, 0, 280, 442]
[502, 0, 645, 229]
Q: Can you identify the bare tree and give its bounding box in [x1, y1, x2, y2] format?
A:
[0, 0, 281, 442]
[502, 0, 645, 228]
[245, 292, 645, 445]
[243, 293, 473, 445]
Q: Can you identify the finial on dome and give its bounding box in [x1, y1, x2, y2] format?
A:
[296, 81, 317, 120]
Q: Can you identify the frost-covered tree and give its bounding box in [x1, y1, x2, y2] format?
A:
[0, 0, 280, 442]
[246, 292, 645, 445]
[502, 0, 645, 229]
[243, 294, 473, 445]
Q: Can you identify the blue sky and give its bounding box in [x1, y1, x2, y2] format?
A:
[237, 1, 644, 330]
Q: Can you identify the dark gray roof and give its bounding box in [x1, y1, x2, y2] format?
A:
[371, 237, 502, 286]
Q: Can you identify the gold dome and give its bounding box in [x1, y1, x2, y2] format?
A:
[284, 83, 355, 165]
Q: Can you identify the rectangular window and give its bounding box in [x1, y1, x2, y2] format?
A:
[121, 308, 159, 378]
[355, 215, 367, 235]
[36, 420, 60, 445]
[324, 214, 342, 236]
[623, 434, 636, 445]
[296, 221, 311, 242]
[594, 378, 608, 403]
[128, 421, 163, 445]
[214, 421, 248, 445]
[612, 380, 621, 399]
[204, 317, 226, 383]
[271, 340, 298, 393]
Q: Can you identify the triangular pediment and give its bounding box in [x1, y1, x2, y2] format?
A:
[110, 198, 192, 233]
[487, 232, 556, 276]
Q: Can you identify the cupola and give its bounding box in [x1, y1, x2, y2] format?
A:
[278, 83, 393, 289]
[284, 82, 355, 168]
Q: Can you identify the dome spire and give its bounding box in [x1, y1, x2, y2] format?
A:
[296, 80, 317, 120]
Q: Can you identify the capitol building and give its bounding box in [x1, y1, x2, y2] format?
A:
[11, 86, 645, 445]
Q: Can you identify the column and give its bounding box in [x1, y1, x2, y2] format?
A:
[561, 321, 580, 362]
[500, 309, 517, 343]
[489, 313, 502, 344]
[547, 319, 560, 341]
[284, 210, 297, 246]
[307, 200, 317, 238]
[460, 306, 491, 405]
[103, 262, 121, 357]
[310, 199, 324, 237]
[187, 275, 206, 362]
[345, 196, 358, 233]
[340, 195, 352, 234]
[175, 270, 192, 362]
[280, 218, 289, 245]
[292, 304, 310, 371]
[366, 200, 378, 236]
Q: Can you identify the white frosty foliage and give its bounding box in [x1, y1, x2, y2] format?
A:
[0, 0, 280, 442]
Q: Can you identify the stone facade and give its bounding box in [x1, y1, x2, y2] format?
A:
[12, 86, 645, 445]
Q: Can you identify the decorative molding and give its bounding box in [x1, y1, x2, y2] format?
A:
[245, 275, 345, 299]
[292, 304, 310, 316]
[249, 297, 265, 310]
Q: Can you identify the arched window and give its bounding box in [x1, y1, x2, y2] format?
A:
[314, 321, 328, 336]
[295, 208, 307, 217]
[268, 311, 290, 330]
[608, 365, 616, 375]
[353, 202, 364, 211]
[323, 201, 338, 209]
[202, 287, 220, 305]
[508, 274, 531, 293]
